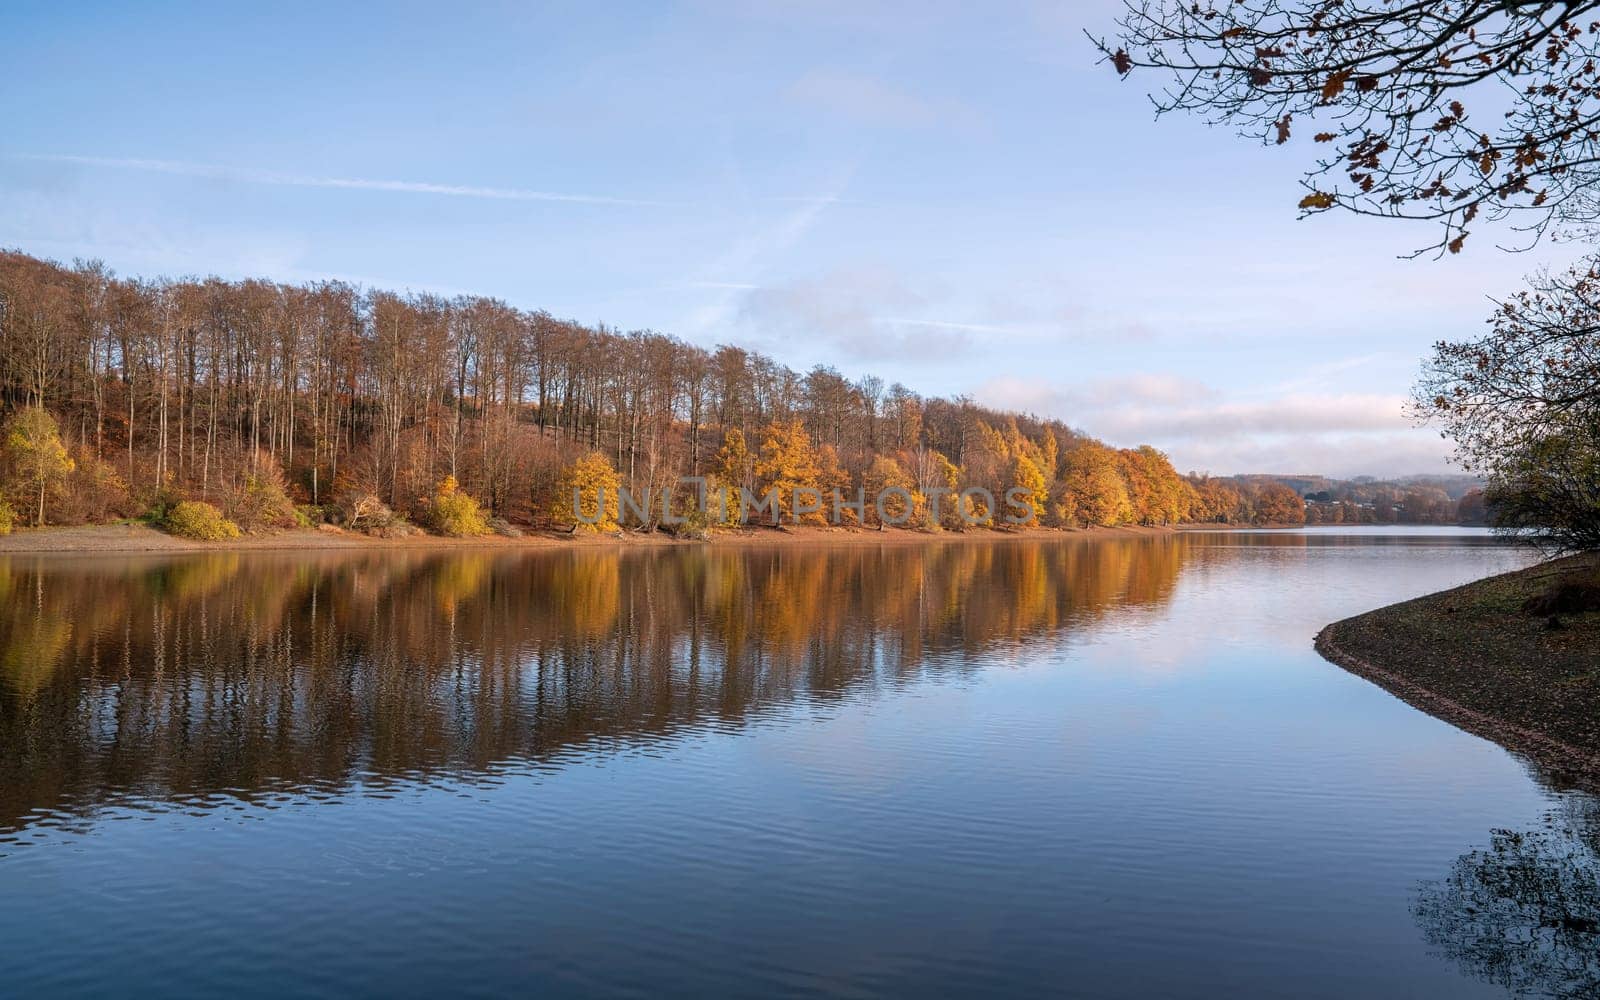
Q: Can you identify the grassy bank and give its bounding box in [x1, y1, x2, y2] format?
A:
[1316, 553, 1600, 786]
[0, 521, 1183, 556]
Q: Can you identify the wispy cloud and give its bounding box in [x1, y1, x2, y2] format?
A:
[0, 180, 312, 279]
[678, 170, 853, 336]
[724, 262, 1086, 362]
[975, 374, 1452, 478]
[13, 153, 669, 206]
[879, 317, 1029, 336]
[982, 375, 1409, 439]
[734, 266, 947, 360]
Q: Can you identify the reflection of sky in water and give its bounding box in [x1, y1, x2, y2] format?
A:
[0, 529, 1586, 997]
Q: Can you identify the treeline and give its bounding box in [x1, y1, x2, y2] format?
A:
[1211, 474, 1487, 526]
[1299, 481, 1489, 527]
[0, 249, 1292, 534]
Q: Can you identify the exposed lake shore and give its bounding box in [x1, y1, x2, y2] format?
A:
[1316, 553, 1600, 788]
[0, 520, 1190, 556]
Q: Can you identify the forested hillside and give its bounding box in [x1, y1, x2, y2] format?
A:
[0, 249, 1306, 535]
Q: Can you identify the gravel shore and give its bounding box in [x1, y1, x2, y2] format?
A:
[1317, 553, 1600, 789]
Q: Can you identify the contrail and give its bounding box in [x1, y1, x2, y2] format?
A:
[14, 153, 670, 207]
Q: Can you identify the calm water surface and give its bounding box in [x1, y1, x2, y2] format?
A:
[1, 528, 1596, 998]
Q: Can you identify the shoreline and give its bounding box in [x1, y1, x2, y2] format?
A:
[0, 520, 1476, 557]
[1315, 554, 1600, 790]
[0, 521, 1189, 557]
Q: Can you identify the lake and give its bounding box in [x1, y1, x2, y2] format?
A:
[1, 528, 1595, 998]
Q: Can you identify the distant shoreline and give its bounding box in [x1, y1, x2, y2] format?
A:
[1316, 554, 1600, 789]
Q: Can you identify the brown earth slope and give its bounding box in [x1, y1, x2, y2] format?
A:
[1317, 553, 1600, 787]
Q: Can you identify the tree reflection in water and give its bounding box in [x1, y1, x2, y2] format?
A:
[1415, 796, 1600, 999]
[0, 537, 1191, 834]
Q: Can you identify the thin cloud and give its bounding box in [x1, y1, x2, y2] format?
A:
[15, 153, 669, 207]
[879, 317, 1029, 336]
[726, 264, 1074, 361]
[974, 374, 1453, 477]
[678, 171, 852, 335]
[734, 265, 951, 360]
[1264, 352, 1395, 396]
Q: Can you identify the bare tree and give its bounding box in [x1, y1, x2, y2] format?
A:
[1098, 1, 1600, 254]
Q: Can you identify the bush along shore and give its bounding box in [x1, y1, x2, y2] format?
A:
[1316, 554, 1600, 788]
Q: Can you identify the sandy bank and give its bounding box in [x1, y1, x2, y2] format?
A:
[0, 521, 1180, 556]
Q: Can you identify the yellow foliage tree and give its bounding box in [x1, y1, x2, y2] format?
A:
[165, 500, 243, 540]
[754, 421, 822, 524]
[1005, 420, 1046, 474]
[556, 451, 622, 532]
[426, 475, 491, 536]
[1008, 453, 1048, 527]
[701, 474, 743, 529]
[1039, 431, 1060, 484]
[714, 428, 754, 494]
[1115, 445, 1189, 525]
[1118, 448, 1155, 524]
[863, 454, 918, 526]
[915, 448, 964, 531]
[3, 407, 75, 526]
[816, 444, 856, 526]
[1137, 446, 1188, 525]
[1057, 441, 1132, 528]
[975, 420, 1012, 462]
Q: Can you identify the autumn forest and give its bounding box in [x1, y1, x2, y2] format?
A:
[0, 248, 1403, 538]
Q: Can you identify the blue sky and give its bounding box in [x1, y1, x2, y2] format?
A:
[1, 1, 1580, 476]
